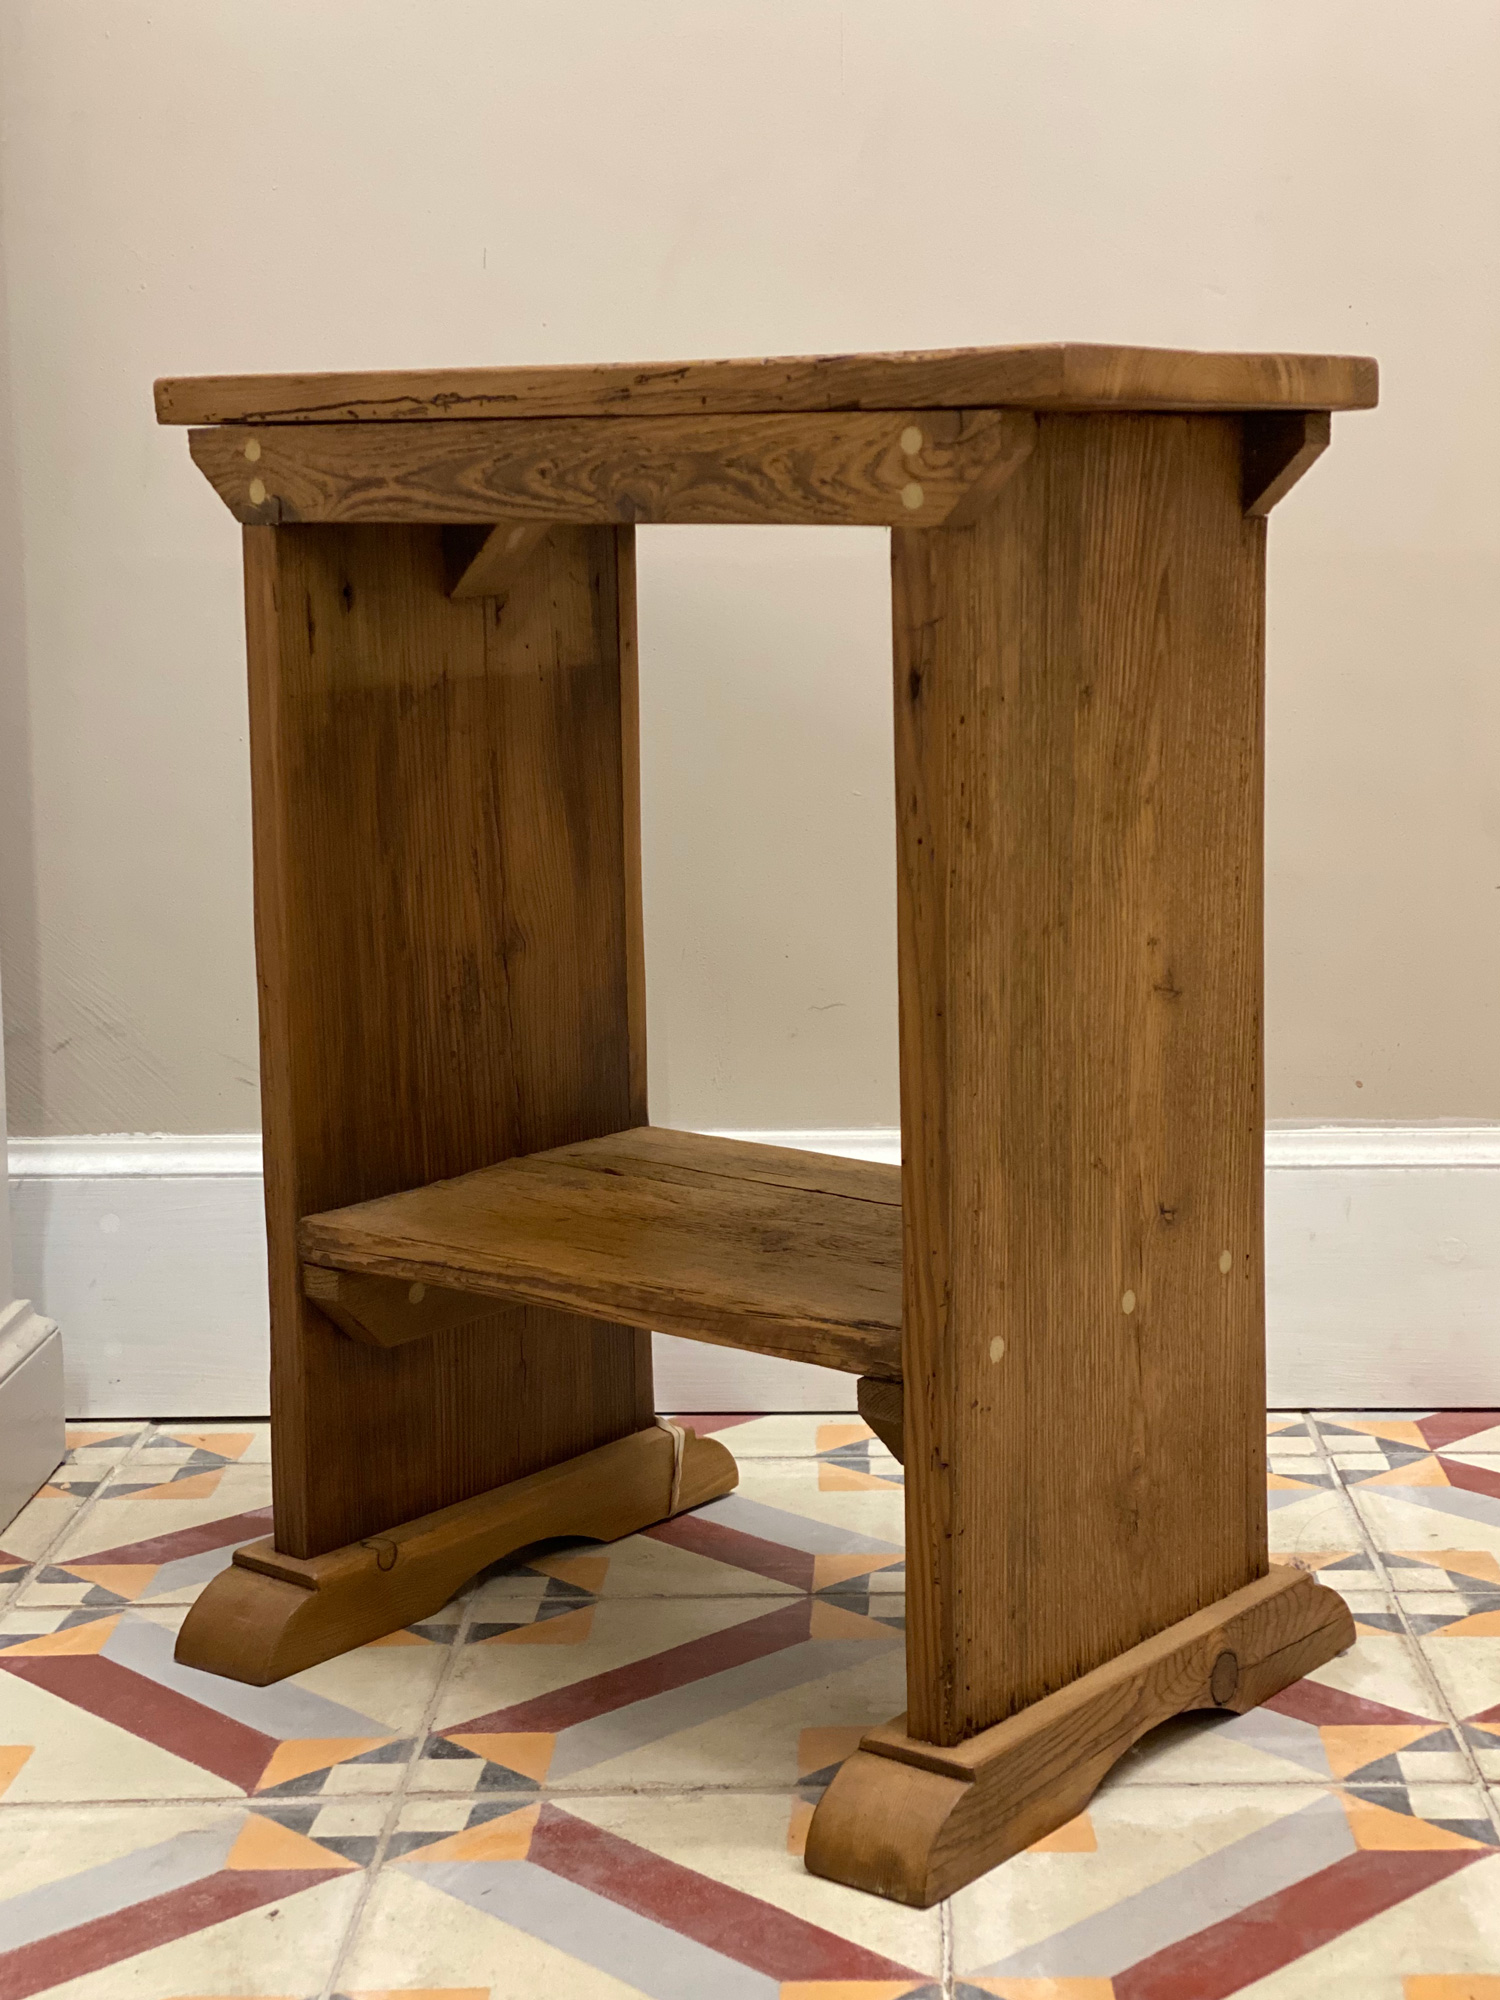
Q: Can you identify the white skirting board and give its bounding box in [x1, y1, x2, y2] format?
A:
[8, 1126, 1500, 1417]
[0, 1300, 65, 1532]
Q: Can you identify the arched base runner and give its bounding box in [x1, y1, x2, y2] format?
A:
[805, 1566, 1354, 1907]
[174, 1425, 737, 1687]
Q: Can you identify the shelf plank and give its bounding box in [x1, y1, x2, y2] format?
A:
[299, 1127, 902, 1380]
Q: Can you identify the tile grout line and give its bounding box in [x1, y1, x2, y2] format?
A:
[318, 1428, 893, 1997]
[1305, 1411, 1500, 1839]
[5, 1419, 162, 1609]
[317, 1550, 485, 2000]
[939, 1891, 955, 1997]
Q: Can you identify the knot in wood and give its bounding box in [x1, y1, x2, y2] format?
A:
[1209, 1647, 1239, 1706]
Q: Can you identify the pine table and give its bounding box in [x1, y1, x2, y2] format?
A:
[157, 342, 1377, 1903]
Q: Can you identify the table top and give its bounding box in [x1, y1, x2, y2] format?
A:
[156, 342, 1377, 426]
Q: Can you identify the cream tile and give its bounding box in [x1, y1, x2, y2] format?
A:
[1267, 1483, 1369, 1559]
[9, 1806, 365, 1997]
[1111, 1613, 1435, 1789]
[352, 1793, 939, 1992]
[1109, 1708, 1332, 1788]
[1396, 1748, 1474, 1784]
[430, 1594, 791, 1736]
[726, 1453, 906, 1544]
[403, 1750, 493, 1795]
[546, 1615, 904, 1791]
[0, 1483, 98, 1579]
[1266, 1433, 1319, 1458]
[467, 1524, 801, 1604]
[392, 1795, 476, 1834]
[0, 1601, 446, 1802]
[0, 1636, 248, 1802]
[952, 1783, 1335, 1978]
[0, 1799, 242, 1888]
[17, 1463, 274, 1610]
[304, 1794, 391, 1840]
[1386, 1565, 1452, 1592]
[46, 1458, 270, 1535]
[1418, 1629, 1500, 1725]
[466, 1448, 902, 1605]
[62, 1423, 150, 1464]
[1303, 1627, 1446, 1721]
[1312, 1412, 1431, 1436]
[1400, 1781, 1497, 1828]
[338, 1860, 654, 1999]
[287, 1629, 457, 1738]
[566, 1790, 942, 1971]
[79, 1456, 272, 1509]
[1451, 1425, 1500, 1451]
[136, 1421, 272, 1464]
[667, 1412, 894, 1460]
[1232, 1843, 1500, 1998]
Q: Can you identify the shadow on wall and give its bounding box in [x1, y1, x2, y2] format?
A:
[0, 128, 46, 1136]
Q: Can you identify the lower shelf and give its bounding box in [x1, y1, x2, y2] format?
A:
[299, 1125, 903, 1379]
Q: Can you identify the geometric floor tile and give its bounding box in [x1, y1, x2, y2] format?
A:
[950, 1784, 1500, 1998]
[0, 1801, 363, 1999]
[342, 1792, 944, 1997]
[0, 1411, 1497, 1998]
[0, 1600, 454, 1804]
[20, 1459, 275, 1610]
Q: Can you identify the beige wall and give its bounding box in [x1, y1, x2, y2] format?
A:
[2, 0, 1497, 1137]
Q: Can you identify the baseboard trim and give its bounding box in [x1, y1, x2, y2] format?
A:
[14, 1123, 1500, 1179]
[10, 1125, 1499, 1416]
[0, 1302, 66, 1533]
[8, 1134, 265, 1178]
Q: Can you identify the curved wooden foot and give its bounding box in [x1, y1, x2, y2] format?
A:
[175, 1424, 736, 1686]
[805, 1566, 1354, 1907]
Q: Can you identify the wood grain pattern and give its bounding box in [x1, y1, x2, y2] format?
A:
[1242, 411, 1332, 516]
[617, 534, 648, 1128]
[301, 1265, 495, 1349]
[857, 1377, 905, 1462]
[444, 520, 554, 598]
[805, 1567, 1354, 1905]
[174, 1424, 737, 1685]
[246, 520, 652, 1557]
[155, 343, 1379, 425]
[189, 411, 1030, 530]
[299, 1126, 903, 1379]
[894, 413, 1268, 1745]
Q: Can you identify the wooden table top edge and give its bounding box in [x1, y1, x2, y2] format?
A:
[154, 341, 1380, 425]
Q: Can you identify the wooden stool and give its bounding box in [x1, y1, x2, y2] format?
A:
[157, 342, 1377, 1905]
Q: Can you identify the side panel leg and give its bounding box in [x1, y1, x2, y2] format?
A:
[246, 522, 652, 1557]
[893, 414, 1269, 1746]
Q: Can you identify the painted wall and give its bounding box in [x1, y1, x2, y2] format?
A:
[2, 0, 1497, 1136]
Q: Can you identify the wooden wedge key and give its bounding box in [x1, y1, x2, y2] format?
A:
[157, 341, 1375, 1899]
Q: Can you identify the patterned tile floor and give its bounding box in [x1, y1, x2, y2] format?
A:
[0, 1411, 1498, 1997]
